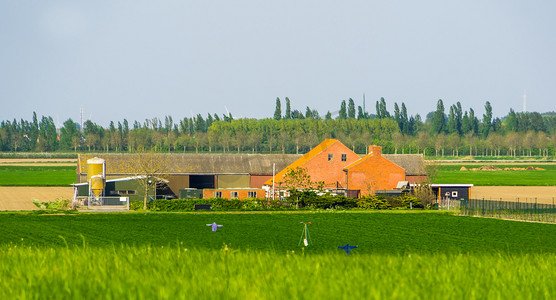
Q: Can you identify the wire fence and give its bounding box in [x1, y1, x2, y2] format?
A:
[458, 198, 556, 223]
[74, 196, 130, 210]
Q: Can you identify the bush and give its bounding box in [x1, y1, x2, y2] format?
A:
[130, 194, 430, 212]
[32, 198, 70, 210]
[131, 198, 290, 212]
[356, 196, 391, 209]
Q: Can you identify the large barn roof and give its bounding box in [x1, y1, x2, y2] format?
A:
[78, 154, 302, 175]
[382, 154, 427, 176]
[78, 152, 427, 177]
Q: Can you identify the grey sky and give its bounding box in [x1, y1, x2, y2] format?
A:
[1, 0, 555, 127]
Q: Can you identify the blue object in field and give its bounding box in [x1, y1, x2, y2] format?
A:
[207, 222, 223, 232]
[338, 244, 357, 254]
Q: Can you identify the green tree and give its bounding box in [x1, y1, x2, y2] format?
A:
[285, 97, 292, 119]
[348, 98, 356, 119]
[59, 119, 81, 151]
[482, 101, 493, 138]
[279, 167, 313, 209]
[432, 99, 447, 134]
[339, 100, 347, 119]
[274, 98, 282, 120]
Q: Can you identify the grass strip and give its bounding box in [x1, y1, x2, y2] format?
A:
[0, 246, 553, 299]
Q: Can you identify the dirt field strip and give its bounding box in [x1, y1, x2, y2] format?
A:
[0, 187, 74, 211]
[0, 158, 77, 167]
[472, 186, 556, 204]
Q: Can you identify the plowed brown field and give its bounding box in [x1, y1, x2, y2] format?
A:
[0, 158, 76, 167]
[472, 186, 556, 204]
[0, 187, 73, 211]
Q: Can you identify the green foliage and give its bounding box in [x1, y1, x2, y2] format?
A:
[273, 97, 282, 120]
[1, 246, 554, 299]
[32, 198, 70, 210]
[356, 196, 390, 209]
[132, 198, 288, 211]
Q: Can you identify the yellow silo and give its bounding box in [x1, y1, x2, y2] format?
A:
[87, 157, 105, 197]
[90, 175, 105, 198]
[87, 157, 105, 181]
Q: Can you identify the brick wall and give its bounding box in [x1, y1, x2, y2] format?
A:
[346, 146, 406, 196]
[203, 189, 265, 199]
[300, 142, 360, 189]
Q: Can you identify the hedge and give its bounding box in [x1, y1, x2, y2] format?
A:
[130, 195, 424, 211]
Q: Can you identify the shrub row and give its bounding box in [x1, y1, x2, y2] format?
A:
[130, 194, 423, 211]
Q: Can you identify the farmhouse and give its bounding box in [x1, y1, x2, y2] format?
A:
[76, 153, 299, 200]
[76, 139, 427, 200]
[265, 139, 427, 197]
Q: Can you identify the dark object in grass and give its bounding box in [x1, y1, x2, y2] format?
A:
[338, 244, 358, 254]
[194, 204, 212, 210]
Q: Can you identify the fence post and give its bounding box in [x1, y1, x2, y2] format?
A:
[535, 198, 538, 221]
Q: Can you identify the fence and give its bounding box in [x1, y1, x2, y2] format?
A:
[73, 196, 130, 210]
[459, 198, 556, 223]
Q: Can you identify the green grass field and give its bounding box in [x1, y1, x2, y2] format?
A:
[0, 166, 76, 186]
[0, 211, 554, 299]
[1, 211, 554, 253]
[434, 164, 556, 185]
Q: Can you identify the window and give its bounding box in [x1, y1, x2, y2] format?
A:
[248, 191, 257, 198]
[231, 191, 239, 199]
[215, 191, 222, 198]
[328, 154, 333, 161]
[341, 154, 347, 161]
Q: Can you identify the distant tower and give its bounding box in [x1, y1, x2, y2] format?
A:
[80, 106, 84, 132]
[523, 90, 527, 113]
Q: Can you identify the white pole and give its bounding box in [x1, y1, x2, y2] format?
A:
[272, 163, 275, 200]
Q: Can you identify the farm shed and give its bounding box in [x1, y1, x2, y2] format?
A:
[431, 184, 474, 201]
[77, 154, 300, 199]
[72, 176, 168, 202]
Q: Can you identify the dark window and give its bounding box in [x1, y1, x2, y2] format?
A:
[328, 154, 333, 161]
[231, 191, 239, 199]
[248, 191, 257, 198]
[189, 175, 215, 189]
[341, 154, 347, 161]
[215, 191, 222, 198]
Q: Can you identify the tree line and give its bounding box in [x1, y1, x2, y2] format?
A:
[1, 98, 555, 156]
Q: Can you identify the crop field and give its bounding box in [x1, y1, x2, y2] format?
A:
[0, 166, 76, 186]
[0, 211, 554, 299]
[434, 164, 556, 186]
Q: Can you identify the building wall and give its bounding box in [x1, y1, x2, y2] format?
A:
[203, 189, 265, 199]
[346, 152, 406, 196]
[406, 175, 428, 184]
[217, 175, 250, 188]
[166, 175, 189, 195]
[299, 142, 361, 189]
[76, 180, 154, 202]
[436, 187, 471, 201]
[250, 175, 272, 188]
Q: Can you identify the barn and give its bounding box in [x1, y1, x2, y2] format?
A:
[77, 140, 427, 200]
[76, 153, 298, 200]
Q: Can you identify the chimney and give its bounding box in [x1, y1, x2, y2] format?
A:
[369, 145, 382, 156]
